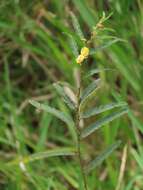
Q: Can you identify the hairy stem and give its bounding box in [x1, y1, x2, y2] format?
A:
[76, 79, 88, 190]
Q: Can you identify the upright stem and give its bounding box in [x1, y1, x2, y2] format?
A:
[75, 73, 88, 190]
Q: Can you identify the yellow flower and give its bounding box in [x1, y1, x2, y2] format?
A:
[76, 47, 89, 64]
[76, 54, 85, 64]
[80, 47, 89, 58]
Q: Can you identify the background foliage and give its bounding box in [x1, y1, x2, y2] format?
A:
[0, 0, 143, 189]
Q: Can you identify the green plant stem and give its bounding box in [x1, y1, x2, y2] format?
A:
[76, 78, 88, 190]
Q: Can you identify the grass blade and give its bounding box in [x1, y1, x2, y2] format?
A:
[125, 175, 143, 190]
[81, 108, 128, 138]
[85, 141, 121, 173]
[72, 0, 96, 27]
[131, 148, 143, 170]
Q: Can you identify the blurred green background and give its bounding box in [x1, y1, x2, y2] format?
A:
[0, 0, 143, 189]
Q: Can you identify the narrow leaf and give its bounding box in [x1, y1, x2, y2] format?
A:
[101, 12, 113, 22]
[85, 68, 115, 78]
[81, 102, 127, 118]
[53, 82, 76, 110]
[63, 32, 79, 57]
[79, 79, 101, 111]
[25, 148, 76, 163]
[29, 100, 77, 141]
[131, 148, 143, 170]
[81, 108, 128, 138]
[8, 148, 76, 165]
[72, 0, 96, 27]
[70, 11, 85, 40]
[85, 141, 121, 173]
[57, 168, 78, 189]
[90, 39, 122, 55]
[29, 100, 74, 126]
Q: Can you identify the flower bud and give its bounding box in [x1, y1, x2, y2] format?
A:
[76, 54, 85, 64]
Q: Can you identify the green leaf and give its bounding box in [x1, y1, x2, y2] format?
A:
[79, 79, 101, 111]
[0, 20, 15, 29]
[8, 148, 76, 165]
[57, 168, 78, 189]
[25, 148, 76, 163]
[125, 175, 143, 190]
[85, 68, 115, 78]
[70, 11, 85, 40]
[90, 39, 122, 55]
[131, 148, 143, 170]
[29, 100, 76, 141]
[128, 110, 143, 133]
[110, 47, 140, 92]
[80, 79, 100, 102]
[0, 137, 15, 148]
[72, 0, 96, 27]
[63, 32, 79, 57]
[81, 108, 128, 138]
[102, 12, 113, 22]
[29, 100, 74, 125]
[85, 141, 121, 173]
[81, 102, 127, 118]
[53, 82, 76, 110]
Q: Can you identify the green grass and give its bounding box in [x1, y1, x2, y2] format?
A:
[0, 0, 143, 189]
